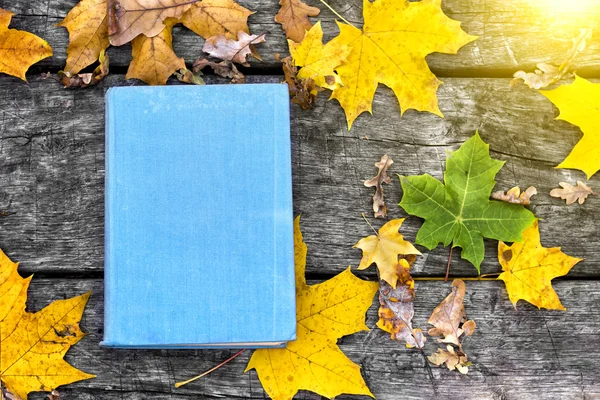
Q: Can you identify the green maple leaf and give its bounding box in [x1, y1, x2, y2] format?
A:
[399, 132, 536, 272]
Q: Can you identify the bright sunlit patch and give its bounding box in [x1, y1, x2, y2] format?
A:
[543, 0, 600, 14]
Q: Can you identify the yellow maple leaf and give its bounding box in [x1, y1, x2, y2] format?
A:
[0, 9, 52, 81]
[498, 221, 583, 310]
[57, 0, 109, 74]
[328, 0, 476, 129]
[288, 21, 350, 90]
[540, 75, 600, 178]
[127, 20, 185, 85]
[354, 218, 421, 288]
[0, 249, 95, 399]
[245, 217, 377, 400]
[180, 0, 254, 40]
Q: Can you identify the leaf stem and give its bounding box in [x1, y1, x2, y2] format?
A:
[361, 213, 379, 237]
[175, 349, 247, 388]
[316, 0, 356, 28]
[445, 247, 453, 282]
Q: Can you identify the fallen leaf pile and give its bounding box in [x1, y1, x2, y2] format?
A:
[364, 155, 394, 218]
[399, 132, 536, 272]
[550, 181, 596, 205]
[0, 8, 52, 81]
[0, 249, 94, 399]
[246, 217, 378, 400]
[427, 280, 475, 374]
[59, 0, 263, 85]
[498, 221, 582, 310]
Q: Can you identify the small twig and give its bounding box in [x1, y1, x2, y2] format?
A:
[445, 247, 453, 282]
[317, 0, 356, 27]
[175, 349, 247, 388]
[361, 213, 379, 237]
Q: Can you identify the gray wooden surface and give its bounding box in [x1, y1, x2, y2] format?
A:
[0, 0, 599, 399]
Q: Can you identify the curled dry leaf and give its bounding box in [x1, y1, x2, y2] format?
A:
[0, 8, 53, 81]
[354, 218, 421, 288]
[428, 279, 475, 374]
[377, 255, 425, 348]
[491, 186, 537, 205]
[175, 68, 206, 85]
[203, 32, 266, 66]
[275, 0, 320, 43]
[512, 27, 593, 89]
[107, 0, 199, 46]
[288, 21, 350, 91]
[364, 154, 393, 218]
[429, 345, 472, 374]
[194, 58, 245, 83]
[279, 54, 321, 109]
[59, 49, 109, 88]
[0, 249, 95, 399]
[550, 181, 595, 205]
[126, 20, 185, 85]
[245, 217, 377, 400]
[498, 221, 582, 310]
[47, 390, 61, 400]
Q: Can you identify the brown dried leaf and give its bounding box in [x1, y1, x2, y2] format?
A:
[428, 280, 475, 347]
[279, 54, 320, 109]
[428, 279, 475, 374]
[57, 0, 109, 74]
[126, 20, 185, 85]
[59, 49, 109, 88]
[180, 0, 253, 40]
[364, 155, 394, 218]
[550, 181, 595, 205]
[511, 27, 593, 89]
[193, 58, 245, 83]
[202, 32, 266, 66]
[107, 0, 198, 46]
[428, 345, 471, 374]
[376, 256, 425, 348]
[275, 0, 320, 43]
[491, 186, 537, 205]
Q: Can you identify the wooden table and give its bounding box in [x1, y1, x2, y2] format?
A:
[2, 0, 600, 399]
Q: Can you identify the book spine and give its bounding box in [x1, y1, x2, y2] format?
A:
[101, 88, 116, 346]
[272, 85, 296, 342]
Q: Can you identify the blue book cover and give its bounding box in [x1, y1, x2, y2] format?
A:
[102, 84, 296, 348]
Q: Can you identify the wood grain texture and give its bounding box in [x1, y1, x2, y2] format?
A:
[22, 277, 600, 399]
[1, 0, 600, 74]
[0, 75, 597, 277]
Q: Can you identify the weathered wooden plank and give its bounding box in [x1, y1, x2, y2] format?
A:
[2, 0, 600, 75]
[0, 75, 597, 277]
[23, 278, 600, 399]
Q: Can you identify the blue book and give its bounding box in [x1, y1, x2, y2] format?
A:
[102, 84, 296, 348]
